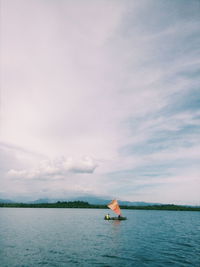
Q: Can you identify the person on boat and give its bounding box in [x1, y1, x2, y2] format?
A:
[105, 213, 110, 220]
[118, 215, 121, 219]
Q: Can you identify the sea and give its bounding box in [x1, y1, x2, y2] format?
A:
[0, 208, 199, 267]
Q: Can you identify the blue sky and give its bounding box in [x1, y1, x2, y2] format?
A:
[0, 0, 200, 204]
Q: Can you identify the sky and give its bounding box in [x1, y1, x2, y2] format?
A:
[0, 0, 200, 204]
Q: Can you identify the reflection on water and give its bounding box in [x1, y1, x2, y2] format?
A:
[113, 220, 121, 226]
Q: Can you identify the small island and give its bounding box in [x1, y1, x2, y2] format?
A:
[0, 201, 199, 211]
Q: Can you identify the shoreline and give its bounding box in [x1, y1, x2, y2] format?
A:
[0, 201, 199, 211]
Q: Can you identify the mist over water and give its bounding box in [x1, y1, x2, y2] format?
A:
[0, 208, 199, 266]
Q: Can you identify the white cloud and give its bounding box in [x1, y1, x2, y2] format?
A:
[1, 0, 200, 204]
[7, 156, 98, 179]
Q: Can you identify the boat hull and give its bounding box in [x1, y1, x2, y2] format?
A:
[104, 216, 127, 220]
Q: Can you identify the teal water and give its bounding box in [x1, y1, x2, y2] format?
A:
[0, 208, 199, 266]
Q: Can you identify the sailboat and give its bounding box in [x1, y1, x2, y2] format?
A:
[104, 199, 127, 220]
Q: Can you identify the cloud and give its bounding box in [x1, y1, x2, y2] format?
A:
[1, 0, 200, 204]
[7, 156, 98, 179]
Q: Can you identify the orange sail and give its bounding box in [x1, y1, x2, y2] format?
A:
[107, 199, 121, 216]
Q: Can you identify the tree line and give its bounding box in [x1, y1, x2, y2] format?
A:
[0, 201, 199, 211]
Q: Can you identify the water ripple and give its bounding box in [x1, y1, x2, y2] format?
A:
[0, 208, 199, 267]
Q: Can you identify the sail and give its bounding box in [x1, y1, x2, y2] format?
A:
[107, 199, 121, 215]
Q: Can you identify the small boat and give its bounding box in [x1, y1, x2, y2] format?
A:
[104, 216, 127, 220]
[104, 199, 127, 220]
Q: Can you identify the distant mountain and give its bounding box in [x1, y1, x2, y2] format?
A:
[29, 196, 160, 206]
[29, 197, 107, 204]
[0, 198, 14, 203]
[28, 198, 59, 204]
[69, 196, 151, 206]
[0, 196, 198, 207]
[69, 196, 110, 205]
[67, 196, 161, 206]
[118, 201, 161, 206]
